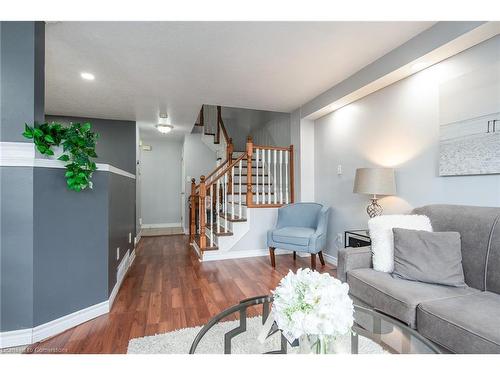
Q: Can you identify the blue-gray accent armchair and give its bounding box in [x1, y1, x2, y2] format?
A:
[267, 202, 330, 269]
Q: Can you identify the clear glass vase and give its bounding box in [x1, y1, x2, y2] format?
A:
[299, 335, 336, 354]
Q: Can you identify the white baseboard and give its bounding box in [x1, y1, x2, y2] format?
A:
[201, 248, 337, 265]
[141, 222, 182, 229]
[109, 249, 136, 308]
[323, 253, 338, 266]
[0, 328, 33, 349]
[0, 301, 109, 349]
[0, 248, 137, 349]
[31, 301, 109, 344]
[201, 248, 292, 262]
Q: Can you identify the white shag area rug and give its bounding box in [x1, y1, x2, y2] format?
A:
[127, 316, 385, 354]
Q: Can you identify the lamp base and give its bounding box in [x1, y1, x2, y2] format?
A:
[367, 198, 383, 218]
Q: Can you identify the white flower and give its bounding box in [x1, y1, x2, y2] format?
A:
[271, 268, 354, 339]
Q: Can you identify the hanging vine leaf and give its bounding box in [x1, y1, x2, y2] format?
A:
[22, 122, 99, 192]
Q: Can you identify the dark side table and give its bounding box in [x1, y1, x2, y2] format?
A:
[344, 230, 371, 248]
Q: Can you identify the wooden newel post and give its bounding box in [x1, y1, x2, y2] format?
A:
[246, 137, 253, 206]
[189, 178, 196, 242]
[227, 138, 234, 193]
[199, 175, 207, 250]
[289, 145, 295, 203]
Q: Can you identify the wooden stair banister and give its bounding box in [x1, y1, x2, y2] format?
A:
[199, 175, 207, 250]
[189, 178, 196, 242]
[190, 105, 296, 257]
[246, 137, 253, 206]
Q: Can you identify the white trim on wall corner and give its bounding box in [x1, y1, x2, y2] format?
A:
[0, 141, 135, 179]
[141, 222, 182, 229]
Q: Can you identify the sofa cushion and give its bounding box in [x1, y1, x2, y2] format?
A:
[347, 268, 480, 328]
[272, 227, 315, 247]
[392, 228, 466, 287]
[417, 292, 500, 353]
[368, 214, 432, 273]
[412, 205, 500, 290]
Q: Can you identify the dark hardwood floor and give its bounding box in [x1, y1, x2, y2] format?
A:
[26, 235, 336, 354]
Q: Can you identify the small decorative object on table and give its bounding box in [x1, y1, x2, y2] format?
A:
[272, 268, 354, 354]
[344, 230, 371, 248]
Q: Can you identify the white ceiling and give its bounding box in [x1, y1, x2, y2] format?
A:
[45, 21, 434, 138]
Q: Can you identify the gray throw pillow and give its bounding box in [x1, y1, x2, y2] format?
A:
[392, 228, 467, 287]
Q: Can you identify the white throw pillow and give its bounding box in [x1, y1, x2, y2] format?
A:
[368, 214, 433, 272]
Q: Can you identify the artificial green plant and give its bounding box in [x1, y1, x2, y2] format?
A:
[23, 122, 99, 191]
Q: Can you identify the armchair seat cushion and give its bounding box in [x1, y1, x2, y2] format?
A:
[271, 226, 315, 247]
[347, 268, 480, 328]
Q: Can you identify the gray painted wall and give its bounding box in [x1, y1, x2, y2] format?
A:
[33, 169, 109, 325]
[221, 107, 291, 150]
[108, 173, 136, 295]
[314, 35, 500, 259]
[0, 21, 45, 332]
[140, 137, 183, 226]
[46, 115, 137, 174]
[182, 134, 218, 232]
[1, 21, 45, 142]
[0, 167, 34, 331]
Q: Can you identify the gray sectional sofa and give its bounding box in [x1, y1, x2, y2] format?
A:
[338, 204, 500, 354]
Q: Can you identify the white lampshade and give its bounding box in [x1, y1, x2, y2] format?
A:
[353, 168, 396, 196]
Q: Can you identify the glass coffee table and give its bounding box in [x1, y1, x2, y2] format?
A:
[189, 295, 441, 354]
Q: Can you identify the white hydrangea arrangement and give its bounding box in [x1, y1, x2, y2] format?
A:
[272, 268, 354, 353]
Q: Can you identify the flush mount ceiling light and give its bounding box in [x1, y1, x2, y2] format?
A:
[158, 113, 171, 125]
[155, 124, 174, 134]
[80, 72, 95, 81]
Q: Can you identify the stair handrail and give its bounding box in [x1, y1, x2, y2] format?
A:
[216, 105, 230, 145]
[205, 152, 246, 190]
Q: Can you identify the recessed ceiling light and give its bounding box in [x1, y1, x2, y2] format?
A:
[411, 62, 428, 72]
[80, 72, 95, 81]
[155, 124, 173, 134]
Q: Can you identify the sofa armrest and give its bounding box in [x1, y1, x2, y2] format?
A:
[337, 246, 373, 282]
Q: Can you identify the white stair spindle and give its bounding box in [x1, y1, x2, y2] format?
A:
[210, 184, 214, 247]
[231, 165, 235, 218]
[197, 196, 201, 234]
[279, 150, 283, 204]
[256, 149, 259, 205]
[262, 149, 266, 205]
[268, 149, 272, 204]
[239, 159, 242, 218]
[273, 150, 277, 204]
[285, 151, 289, 204]
[216, 179, 220, 232]
[225, 172, 229, 227]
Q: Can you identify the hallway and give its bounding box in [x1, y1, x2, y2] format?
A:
[27, 235, 336, 353]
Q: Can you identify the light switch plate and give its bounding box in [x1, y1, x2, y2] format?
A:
[128, 232, 132, 243]
[116, 247, 120, 260]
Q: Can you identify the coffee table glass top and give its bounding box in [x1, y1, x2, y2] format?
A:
[189, 295, 441, 354]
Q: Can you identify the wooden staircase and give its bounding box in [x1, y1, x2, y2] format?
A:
[189, 105, 294, 257]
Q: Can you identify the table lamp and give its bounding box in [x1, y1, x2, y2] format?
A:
[353, 168, 396, 218]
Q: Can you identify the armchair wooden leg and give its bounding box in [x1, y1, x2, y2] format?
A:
[311, 253, 316, 270]
[269, 247, 276, 268]
[293, 251, 296, 260]
[318, 251, 325, 266]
